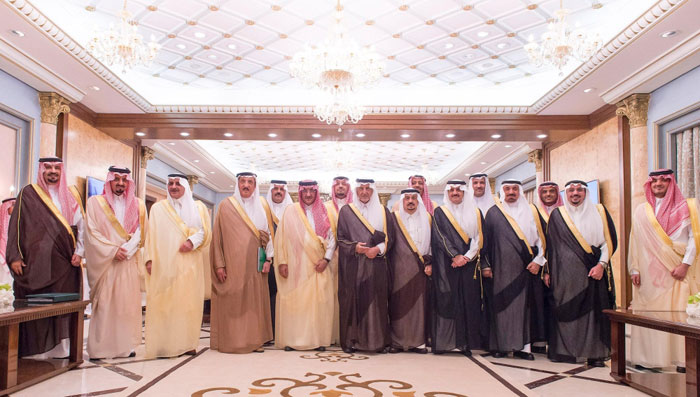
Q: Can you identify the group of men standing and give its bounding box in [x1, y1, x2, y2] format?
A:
[0, 157, 697, 371]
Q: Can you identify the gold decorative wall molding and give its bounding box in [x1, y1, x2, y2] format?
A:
[379, 193, 391, 207]
[39, 92, 70, 124]
[615, 93, 651, 128]
[186, 175, 199, 189]
[141, 146, 155, 168]
[528, 149, 543, 172]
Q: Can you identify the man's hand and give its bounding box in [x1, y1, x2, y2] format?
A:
[355, 242, 368, 255]
[114, 247, 128, 262]
[145, 260, 152, 275]
[365, 246, 380, 259]
[424, 265, 433, 277]
[262, 260, 271, 274]
[216, 267, 227, 283]
[544, 273, 550, 288]
[10, 260, 25, 276]
[452, 255, 467, 268]
[179, 240, 194, 253]
[526, 262, 540, 275]
[315, 259, 329, 273]
[482, 268, 493, 278]
[631, 273, 641, 286]
[71, 254, 82, 267]
[588, 263, 604, 280]
[279, 264, 289, 278]
[259, 230, 270, 247]
[671, 263, 690, 281]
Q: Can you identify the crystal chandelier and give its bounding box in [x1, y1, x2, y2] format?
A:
[290, 0, 384, 131]
[524, 0, 602, 75]
[86, 0, 160, 73]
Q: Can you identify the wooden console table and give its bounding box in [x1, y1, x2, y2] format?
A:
[0, 300, 88, 396]
[605, 309, 700, 397]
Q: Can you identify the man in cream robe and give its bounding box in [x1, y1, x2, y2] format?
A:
[85, 167, 145, 359]
[210, 172, 274, 353]
[629, 169, 700, 371]
[144, 173, 211, 358]
[274, 180, 335, 351]
[266, 179, 293, 336]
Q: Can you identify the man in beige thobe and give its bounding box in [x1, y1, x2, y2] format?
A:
[210, 172, 274, 353]
[144, 173, 211, 358]
[85, 166, 145, 359]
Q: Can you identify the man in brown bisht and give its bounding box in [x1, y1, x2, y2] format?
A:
[337, 178, 392, 353]
[210, 172, 274, 353]
[388, 188, 432, 354]
[84, 166, 145, 359]
[6, 157, 84, 358]
[324, 176, 353, 343]
[391, 175, 438, 215]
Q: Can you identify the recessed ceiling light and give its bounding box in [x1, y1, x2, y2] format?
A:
[11, 30, 25, 37]
[223, 132, 233, 137]
[497, 42, 508, 49]
[135, 132, 146, 137]
[268, 133, 277, 138]
[194, 32, 206, 39]
[180, 132, 190, 137]
[230, 184, 234, 188]
[537, 134, 548, 139]
[400, 133, 410, 138]
[583, 88, 595, 93]
[89, 85, 100, 91]
[227, 43, 237, 50]
[311, 133, 321, 138]
[208, 54, 217, 59]
[504, 144, 512, 148]
[176, 43, 186, 50]
[477, 31, 489, 38]
[491, 134, 502, 139]
[480, 161, 488, 165]
[446, 133, 455, 138]
[661, 30, 677, 38]
[355, 133, 365, 138]
[209, 171, 215, 174]
[444, 43, 454, 49]
[168, 142, 176, 146]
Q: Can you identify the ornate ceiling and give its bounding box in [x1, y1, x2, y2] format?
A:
[27, 0, 657, 107]
[193, 139, 486, 190]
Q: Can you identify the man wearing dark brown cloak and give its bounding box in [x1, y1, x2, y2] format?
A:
[431, 180, 486, 355]
[6, 157, 84, 357]
[547, 180, 617, 367]
[484, 180, 546, 360]
[388, 189, 431, 353]
[337, 178, 392, 353]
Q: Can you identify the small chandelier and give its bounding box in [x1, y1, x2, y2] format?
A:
[524, 0, 602, 75]
[290, 0, 384, 131]
[86, 0, 160, 73]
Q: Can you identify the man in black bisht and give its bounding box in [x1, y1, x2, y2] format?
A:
[546, 180, 617, 367]
[484, 180, 547, 360]
[431, 180, 486, 355]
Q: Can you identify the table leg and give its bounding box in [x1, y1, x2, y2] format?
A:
[610, 319, 626, 379]
[686, 337, 700, 397]
[0, 323, 19, 390]
[69, 309, 84, 365]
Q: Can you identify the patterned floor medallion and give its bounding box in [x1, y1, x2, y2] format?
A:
[191, 371, 468, 397]
[300, 350, 370, 363]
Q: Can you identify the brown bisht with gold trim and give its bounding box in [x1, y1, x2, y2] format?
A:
[387, 211, 430, 350]
[431, 205, 487, 352]
[336, 204, 393, 352]
[210, 197, 274, 353]
[546, 204, 617, 360]
[5, 184, 82, 356]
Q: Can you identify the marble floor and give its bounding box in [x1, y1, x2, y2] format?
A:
[12, 320, 656, 397]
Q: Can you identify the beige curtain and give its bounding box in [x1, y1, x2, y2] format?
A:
[676, 126, 699, 199]
[524, 187, 535, 204]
